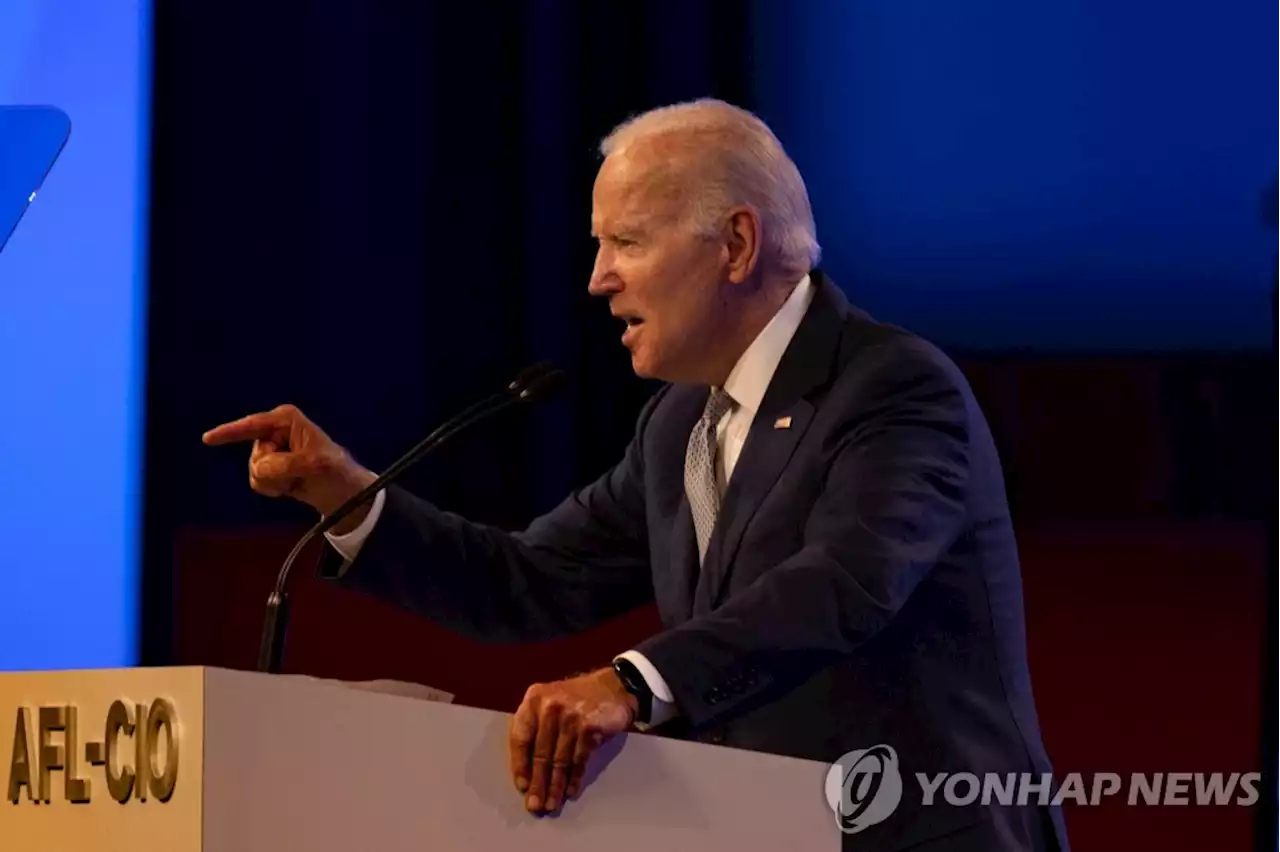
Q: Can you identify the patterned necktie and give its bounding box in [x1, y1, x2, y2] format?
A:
[684, 387, 735, 565]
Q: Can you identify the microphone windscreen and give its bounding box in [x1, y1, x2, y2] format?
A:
[508, 360, 555, 393]
[518, 368, 566, 403]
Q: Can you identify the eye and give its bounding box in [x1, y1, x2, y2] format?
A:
[594, 232, 640, 251]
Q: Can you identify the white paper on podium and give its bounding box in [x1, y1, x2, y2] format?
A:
[286, 675, 455, 703]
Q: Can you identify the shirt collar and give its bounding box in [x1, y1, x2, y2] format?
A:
[721, 273, 814, 418]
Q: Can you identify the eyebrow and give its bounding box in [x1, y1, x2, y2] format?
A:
[610, 214, 651, 233]
[592, 221, 645, 239]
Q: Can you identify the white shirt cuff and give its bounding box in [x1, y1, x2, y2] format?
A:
[614, 650, 678, 729]
[323, 488, 387, 575]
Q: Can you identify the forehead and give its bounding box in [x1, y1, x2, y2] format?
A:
[591, 146, 689, 231]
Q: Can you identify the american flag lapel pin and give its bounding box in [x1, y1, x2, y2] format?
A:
[774, 415, 792, 429]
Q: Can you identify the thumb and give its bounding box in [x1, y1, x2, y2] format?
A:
[251, 439, 280, 457]
[248, 450, 307, 497]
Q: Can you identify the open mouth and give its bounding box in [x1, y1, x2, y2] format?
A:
[617, 313, 645, 345]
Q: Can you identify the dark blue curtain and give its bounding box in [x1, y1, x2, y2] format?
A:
[142, 1, 755, 662]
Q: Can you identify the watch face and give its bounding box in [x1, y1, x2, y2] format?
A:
[614, 661, 652, 724]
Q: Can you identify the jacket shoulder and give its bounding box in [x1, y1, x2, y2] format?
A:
[833, 306, 974, 396]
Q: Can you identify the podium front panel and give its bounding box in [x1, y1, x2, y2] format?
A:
[1, 666, 205, 852]
[201, 668, 839, 851]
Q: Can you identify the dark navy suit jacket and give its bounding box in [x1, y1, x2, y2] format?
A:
[319, 271, 1069, 851]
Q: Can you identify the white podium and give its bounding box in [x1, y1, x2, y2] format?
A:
[1, 666, 839, 850]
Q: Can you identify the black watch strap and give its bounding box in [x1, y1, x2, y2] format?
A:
[612, 658, 653, 725]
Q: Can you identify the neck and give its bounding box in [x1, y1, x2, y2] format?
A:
[704, 273, 797, 386]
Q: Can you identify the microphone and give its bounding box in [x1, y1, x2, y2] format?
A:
[256, 361, 566, 674]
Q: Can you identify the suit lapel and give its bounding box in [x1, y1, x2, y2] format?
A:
[693, 271, 850, 613]
[694, 400, 815, 613]
[666, 493, 700, 623]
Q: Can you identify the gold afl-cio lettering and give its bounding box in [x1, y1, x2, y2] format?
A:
[6, 697, 178, 805]
[146, 697, 179, 801]
[105, 699, 135, 803]
[110, 697, 179, 803]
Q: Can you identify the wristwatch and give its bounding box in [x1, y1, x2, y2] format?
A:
[611, 658, 653, 725]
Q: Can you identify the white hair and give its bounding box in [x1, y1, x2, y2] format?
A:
[599, 98, 821, 278]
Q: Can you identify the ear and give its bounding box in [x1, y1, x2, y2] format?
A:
[724, 206, 761, 284]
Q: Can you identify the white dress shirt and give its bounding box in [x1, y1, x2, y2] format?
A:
[327, 273, 815, 728]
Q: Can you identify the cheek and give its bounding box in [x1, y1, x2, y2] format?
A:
[626, 249, 707, 324]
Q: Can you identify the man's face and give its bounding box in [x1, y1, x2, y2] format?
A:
[588, 147, 730, 383]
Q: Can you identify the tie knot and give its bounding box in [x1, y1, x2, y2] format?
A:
[702, 388, 734, 426]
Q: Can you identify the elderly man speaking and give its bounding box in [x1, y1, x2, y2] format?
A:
[203, 99, 1068, 852]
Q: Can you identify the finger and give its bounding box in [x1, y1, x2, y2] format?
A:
[250, 450, 302, 482]
[203, 411, 290, 446]
[526, 702, 561, 811]
[248, 450, 305, 497]
[248, 439, 281, 470]
[248, 474, 288, 498]
[566, 730, 603, 800]
[250, 439, 279, 458]
[508, 696, 538, 796]
[544, 714, 579, 811]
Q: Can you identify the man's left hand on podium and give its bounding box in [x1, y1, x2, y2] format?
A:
[509, 667, 638, 814]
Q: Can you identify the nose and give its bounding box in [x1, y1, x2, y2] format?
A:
[588, 247, 622, 297]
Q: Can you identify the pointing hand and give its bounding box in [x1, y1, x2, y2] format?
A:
[202, 404, 376, 530]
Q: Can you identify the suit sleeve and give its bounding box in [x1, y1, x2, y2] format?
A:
[631, 342, 972, 730]
[317, 387, 667, 643]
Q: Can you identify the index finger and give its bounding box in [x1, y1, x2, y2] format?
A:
[201, 411, 288, 446]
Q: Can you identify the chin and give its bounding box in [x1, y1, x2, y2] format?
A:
[626, 346, 666, 380]
[626, 339, 694, 382]
[631, 356, 691, 384]
[628, 352, 657, 379]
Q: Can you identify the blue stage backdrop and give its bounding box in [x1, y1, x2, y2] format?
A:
[750, 0, 1276, 351]
[0, 1, 151, 669]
